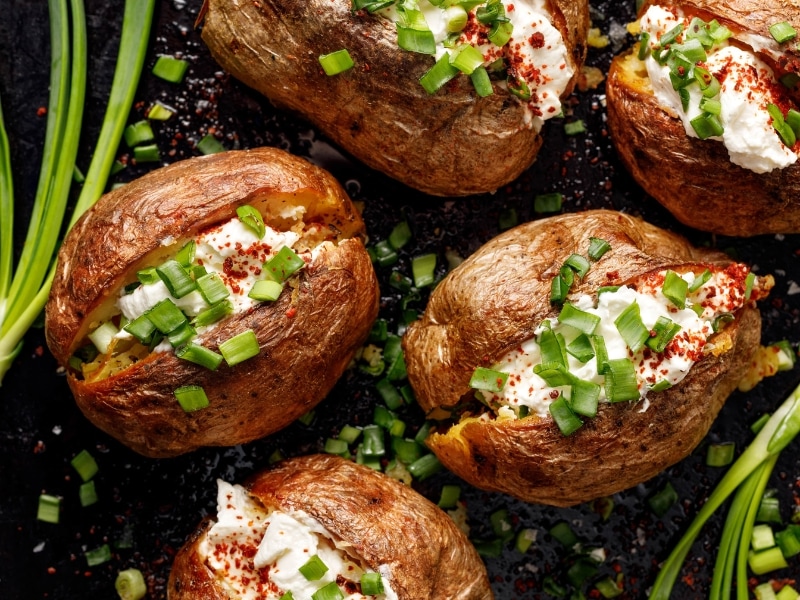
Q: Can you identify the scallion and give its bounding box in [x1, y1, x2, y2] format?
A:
[534, 192, 563, 213]
[549, 396, 583, 435]
[769, 21, 797, 44]
[147, 298, 187, 334]
[420, 52, 460, 94]
[588, 237, 611, 261]
[219, 329, 260, 366]
[248, 279, 284, 302]
[37, 494, 61, 524]
[662, 270, 688, 309]
[79, 480, 98, 507]
[192, 299, 233, 328]
[152, 54, 189, 83]
[469, 366, 508, 392]
[319, 49, 355, 75]
[360, 572, 384, 595]
[71, 448, 99, 481]
[604, 358, 639, 402]
[614, 301, 649, 353]
[264, 246, 305, 283]
[196, 133, 226, 154]
[174, 385, 210, 412]
[115, 568, 147, 600]
[558, 302, 600, 335]
[407, 453, 442, 480]
[311, 582, 344, 600]
[85, 543, 112, 567]
[156, 259, 196, 298]
[706, 442, 735, 467]
[175, 343, 224, 370]
[411, 253, 437, 287]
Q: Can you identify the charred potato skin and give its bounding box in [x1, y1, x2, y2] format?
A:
[605, 0, 800, 237]
[45, 148, 379, 458]
[402, 210, 763, 506]
[200, 0, 589, 197]
[167, 454, 494, 600]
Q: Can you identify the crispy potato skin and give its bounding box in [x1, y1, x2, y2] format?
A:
[45, 148, 379, 458]
[605, 0, 800, 236]
[200, 0, 589, 197]
[402, 210, 763, 506]
[168, 454, 494, 600]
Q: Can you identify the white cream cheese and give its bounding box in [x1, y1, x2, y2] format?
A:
[199, 480, 398, 600]
[639, 5, 798, 173]
[482, 267, 750, 418]
[378, 0, 573, 128]
[116, 217, 303, 342]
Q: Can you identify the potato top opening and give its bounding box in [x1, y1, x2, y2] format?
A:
[200, 479, 398, 600]
[634, 2, 799, 173]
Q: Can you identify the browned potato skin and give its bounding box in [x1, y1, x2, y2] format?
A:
[45, 148, 379, 458]
[605, 0, 800, 237]
[168, 454, 494, 600]
[200, 0, 589, 197]
[402, 210, 764, 506]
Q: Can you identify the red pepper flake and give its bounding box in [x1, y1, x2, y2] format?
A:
[285, 307, 297, 318]
[36, 106, 47, 117]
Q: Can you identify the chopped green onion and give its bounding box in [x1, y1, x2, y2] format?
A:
[568, 557, 599, 587]
[645, 316, 681, 353]
[690, 112, 724, 139]
[648, 481, 678, 517]
[156, 259, 196, 298]
[534, 192, 563, 213]
[298, 410, 316, 426]
[147, 298, 187, 334]
[124, 312, 157, 344]
[152, 54, 189, 83]
[756, 495, 782, 524]
[420, 52, 460, 94]
[85, 543, 112, 567]
[137, 267, 160, 285]
[195, 273, 229, 305]
[776, 528, 800, 558]
[411, 253, 437, 287]
[391, 436, 420, 463]
[195, 133, 226, 154]
[564, 254, 590, 278]
[566, 333, 595, 363]
[749, 546, 789, 574]
[443, 5, 468, 32]
[706, 441, 735, 467]
[745, 271, 756, 300]
[219, 329, 260, 366]
[175, 343, 224, 370]
[549, 396, 583, 435]
[564, 120, 586, 136]
[407, 453, 443, 480]
[490, 508, 514, 542]
[414, 421, 433, 445]
[79, 480, 98, 507]
[558, 302, 600, 335]
[361, 424, 385, 457]
[595, 577, 623, 598]
[604, 358, 639, 402]
[506, 72, 530, 100]
[699, 97, 722, 115]
[588, 237, 611, 261]
[538, 327, 568, 368]
[388, 221, 412, 249]
[37, 494, 61, 524]
[570, 379, 601, 418]
[662, 270, 688, 309]
[312, 582, 344, 600]
[658, 23, 684, 47]
[476, 0, 504, 23]
[638, 31, 651, 59]
[533, 364, 574, 387]
[549, 521, 579, 548]
[515, 528, 536, 553]
[650, 380, 672, 392]
[773, 340, 797, 371]
[192, 299, 233, 328]
[88, 320, 120, 354]
[590, 334, 610, 374]
[318, 49, 355, 76]
[115, 568, 146, 600]
[71, 449, 99, 481]
[550, 273, 570, 304]
[769, 21, 797, 44]
[174, 240, 195, 267]
[688, 269, 712, 292]
[248, 279, 284, 302]
[133, 143, 160, 163]
[123, 119, 154, 147]
[376, 378, 404, 409]
[449, 44, 484, 74]
[337, 425, 362, 445]
[235, 205, 266, 239]
[360, 572, 384, 595]
[264, 246, 305, 283]
[614, 301, 649, 353]
[786, 108, 800, 136]
[438, 484, 461, 508]
[324, 437, 349, 455]
[489, 19, 513, 47]
[469, 366, 508, 392]
[470, 65, 493, 97]
[397, 24, 436, 54]
[147, 101, 174, 121]
[174, 385, 210, 412]
[167, 322, 195, 347]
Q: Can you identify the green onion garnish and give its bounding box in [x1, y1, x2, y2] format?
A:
[769, 21, 797, 44]
[147, 298, 188, 334]
[174, 240, 195, 267]
[662, 270, 688, 309]
[470, 65, 493, 97]
[236, 205, 266, 238]
[411, 253, 437, 287]
[196, 133, 226, 155]
[264, 246, 305, 283]
[588, 237, 611, 261]
[489, 19, 513, 47]
[88, 320, 120, 354]
[167, 322, 196, 348]
[549, 396, 583, 435]
[319, 48, 355, 75]
[688, 268, 712, 292]
[420, 52, 460, 94]
[614, 301, 649, 353]
[564, 120, 586, 136]
[137, 267, 160, 285]
[396, 24, 436, 54]
[706, 441, 735, 467]
[360, 573, 384, 595]
[79, 480, 98, 507]
[646, 316, 681, 353]
[539, 327, 568, 368]
[147, 102, 174, 121]
[85, 543, 112, 567]
[37, 494, 61, 524]
[566, 333, 595, 363]
[156, 259, 196, 298]
[749, 545, 788, 574]
[196, 273, 230, 305]
[124, 312, 157, 344]
[388, 220, 412, 249]
[469, 366, 509, 392]
[506, 72, 530, 100]
[595, 577, 623, 598]
[558, 302, 600, 335]
[449, 44, 484, 75]
[407, 452, 443, 481]
[324, 437, 349, 455]
[219, 329, 260, 366]
[604, 358, 639, 402]
[133, 143, 160, 163]
[115, 568, 147, 600]
[248, 279, 284, 302]
[534, 192, 563, 213]
[192, 299, 233, 328]
[311, 582, 344, 600]
[361, 424, 386, 457]
[123, 119, 154, 147]
[175, 343, 224, 370]
[438, 484, 461, 508]
[533, 363, 574, 387]
[564, 254, 590, 278]
[570, 378, 601, 418]
[152, 54, 189, 83]
[550, 273, 570, 305]
[648, 481, 678, 517]
[376, 378, 404, 409]
[690, 112, 724, 139]
[590, 334, 610, 374]
[745, 271, 756, 300]
[174, 385, 210, 412]
[71, 449, 99, 481]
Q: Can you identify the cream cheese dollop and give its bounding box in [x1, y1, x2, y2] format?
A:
[639, 4, 798, 173]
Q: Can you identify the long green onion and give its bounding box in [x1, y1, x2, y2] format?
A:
[651, 382, 800, 599]
[0, 0, 156, 384]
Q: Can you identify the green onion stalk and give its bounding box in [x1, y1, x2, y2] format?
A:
[650, 381, 800, 598]
[0, 0, 156, 384]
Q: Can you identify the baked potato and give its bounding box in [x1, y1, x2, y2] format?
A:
[606, 0, 800, 236]
[199, 0, 590, 197]
[45, 148, 379, 458]
[402, 210, 772, 506]
[167, 453, 493, 599]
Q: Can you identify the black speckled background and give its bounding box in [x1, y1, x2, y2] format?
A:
[1, 1, 800, 598]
